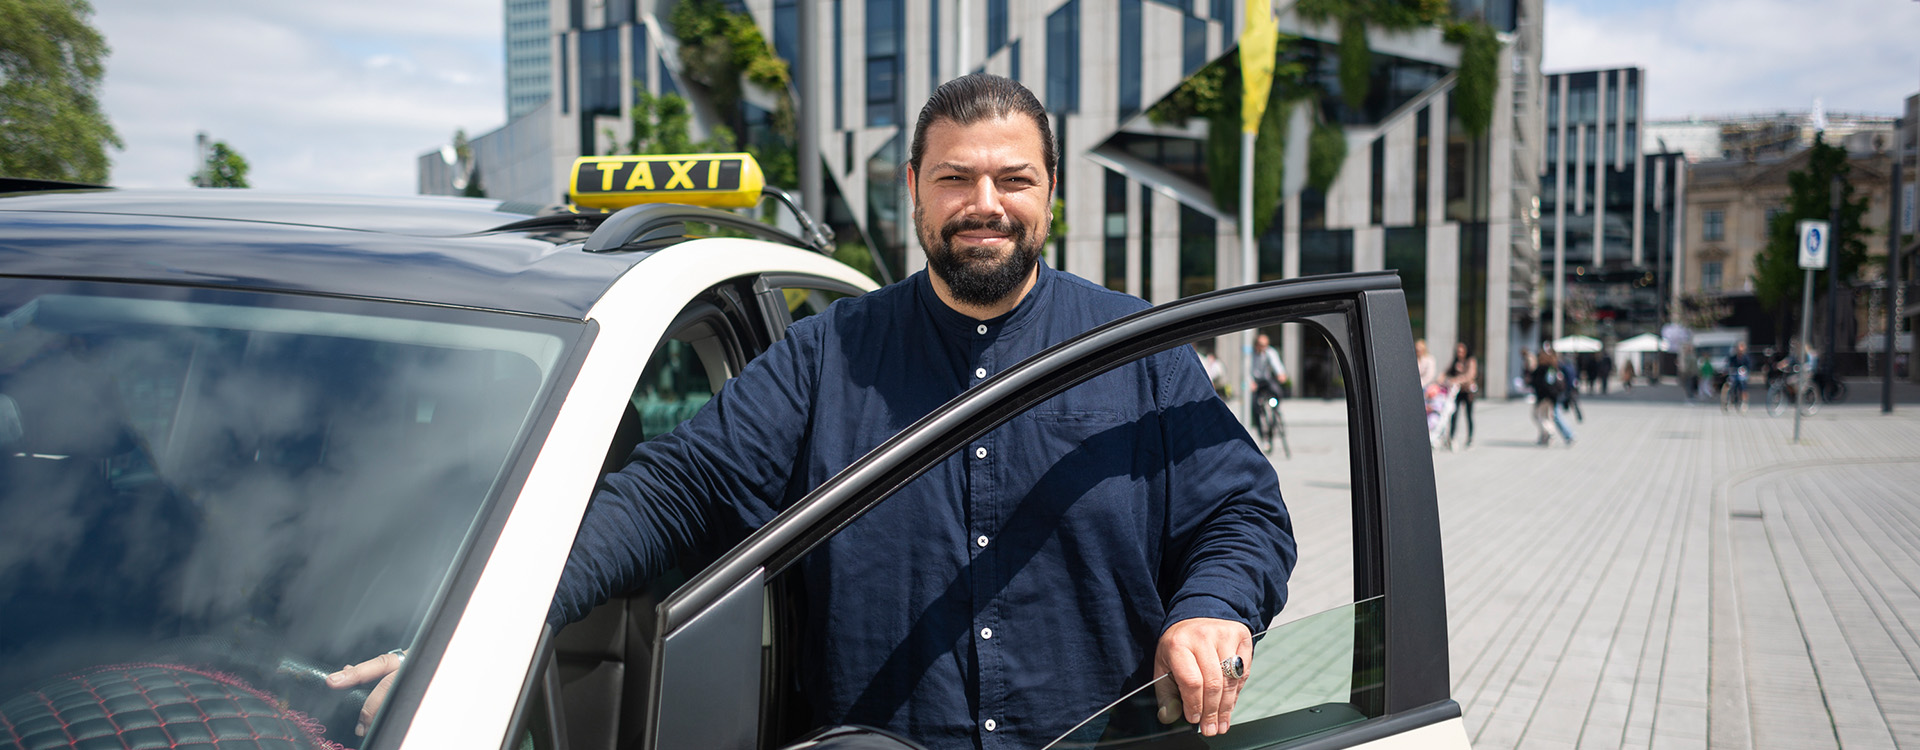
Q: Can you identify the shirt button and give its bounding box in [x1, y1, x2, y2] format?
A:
[976, 535, 990, 547]
[977, 324, 988, 335]
[975, 447, 988, 459]
[984, 719, 998, 732]
[974, 367, 987, 379]
[980, 627, 993, 640]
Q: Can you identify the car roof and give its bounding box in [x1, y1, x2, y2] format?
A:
[0, 188, 734, 319]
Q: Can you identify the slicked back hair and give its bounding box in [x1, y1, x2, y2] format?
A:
[909, 74, 1057, 189]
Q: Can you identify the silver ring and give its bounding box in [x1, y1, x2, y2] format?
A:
[1221, 654, 1245, 681]
[388, 648, 407, 667]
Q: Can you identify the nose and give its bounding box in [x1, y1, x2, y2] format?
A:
[963, 175, 1004, 219]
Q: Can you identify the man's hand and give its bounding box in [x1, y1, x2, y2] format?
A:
[1153, 618, 1253, 737]
[327, 651, 403, 737]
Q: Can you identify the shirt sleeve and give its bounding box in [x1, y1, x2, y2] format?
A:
[1157, 348, 1297, 636]
[548, 321, 823, 629]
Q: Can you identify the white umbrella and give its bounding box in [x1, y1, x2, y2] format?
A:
[1551, 335, 1603, 353]
[1614, 333, 1667, 353]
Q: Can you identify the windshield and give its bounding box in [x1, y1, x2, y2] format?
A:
[0, 280, 572, 747]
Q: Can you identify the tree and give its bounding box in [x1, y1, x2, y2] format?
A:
[0, 0, 122, 183]
[616, 87, 735, 157]
[1750, 134, 1871, 333]
[193, 139, 249, 188]
[667, 0, 797, 189]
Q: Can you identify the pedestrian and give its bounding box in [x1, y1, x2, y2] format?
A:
[329, 73, 1293, 746]
[1620, 359, 1635, 391]
[1414, 338, 1438, 391]
[1445, 341, 1477, 448]
[1554, 346, 1583, 422]
[1598, 355, 1613, 395]
[1529, 351, 1576, 446]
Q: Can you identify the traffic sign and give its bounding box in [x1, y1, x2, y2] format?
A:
[1797, 219, 1830, 269]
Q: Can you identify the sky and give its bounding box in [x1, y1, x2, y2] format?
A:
[88, 0, 1920, 195]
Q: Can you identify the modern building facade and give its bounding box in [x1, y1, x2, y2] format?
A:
[507, 0, 555, 119]
[423, 0, 1543, 397]
[1538, 67, 1687, 347]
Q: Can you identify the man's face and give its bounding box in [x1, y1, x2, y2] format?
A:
[909, 114, 1053, 307]
[1256, 334, 1270, 350]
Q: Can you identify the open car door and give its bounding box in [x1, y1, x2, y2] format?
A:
[596, 272, 1464, 750]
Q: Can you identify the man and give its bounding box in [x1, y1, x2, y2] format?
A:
[332, 74, 1293, 748]
[1250, 333, 1288, 430]
[1726, 341, 1753, 412]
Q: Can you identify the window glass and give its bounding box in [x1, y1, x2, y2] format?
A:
[0, 281, 571, 746]
[1702, 261, 1723, 291]
[1046, 0, 1080, 113]
[1118, 0, 1142, 119]
[1703, 209, 1725, 242]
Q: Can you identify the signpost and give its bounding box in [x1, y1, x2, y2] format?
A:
[1795, 219, 1830, 443]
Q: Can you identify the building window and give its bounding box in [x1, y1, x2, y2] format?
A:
[1182, 14, 1207, 76]
[581, 28, 621, 118]
[1008, 39, 1021, 83]
[1765, 206, 1784, 230]
[1702, 261, 1723, 291]
[773, 0, 798, 74]
[1212, 0, 1232, 23]
[631, 24, 650, 89]
[559, 35, 570, 114]
[1369, 136, 1385, 226]
[1105, 169, 1128, 292]
[1045, 0, 1079, 113]
[833, 0, 844, 130]
[987, 0, 1008, 54]
[1118, 0, 1142, 119]
[1140, 184, 1156, 298]
[928, 0, 940, 90]
[1178, 204, 1216, 297]
[658, 52, 679, 97]
[865, 0, 900, 127]
[1703, 209, 1725, 242]
[608, 0, 634, 25]
[1385, 228, 1427, 340]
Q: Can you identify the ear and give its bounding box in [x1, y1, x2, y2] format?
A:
[905, 164, 920, 208]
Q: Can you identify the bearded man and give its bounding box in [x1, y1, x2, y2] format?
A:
[335, 74, 1293, 750]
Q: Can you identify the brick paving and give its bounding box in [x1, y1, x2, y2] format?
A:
[1260, 384, 1920, 750]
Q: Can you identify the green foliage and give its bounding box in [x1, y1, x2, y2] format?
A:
[1204, 65, 1241, 213]
[1751, 135, 1873, 315]
[193, 140, 249, 188]
[1251, 98, 1291, 236]
[832, 242, 877, 279]
[1050, 197, 1068, 252]
[618, 87, 736, 156]
[667, 0, 801, 189]
[1444, 21, 1499, 137]
[0, 0, 120, 183]
[1307, 118, 1347, 192]
[1146, 61, 1229, 127]
[1336, 14, 1371, 111]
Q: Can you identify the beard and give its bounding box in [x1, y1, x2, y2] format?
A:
[917, 203, 1046, 307]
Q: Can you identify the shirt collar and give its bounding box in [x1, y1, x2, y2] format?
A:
[913, 258, 1056, 340]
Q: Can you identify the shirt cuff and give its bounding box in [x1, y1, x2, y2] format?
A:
[1162, 594, 1261, 636]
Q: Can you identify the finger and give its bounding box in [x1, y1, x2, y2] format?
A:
[1199, 646, 1226, 736]
[356, 672, 397, 737]
[1219, 638, 1254, 733]
[326, 651, 402, 689]
[1153, 669, 1183, 725]
[1168, 647, 1209, 729]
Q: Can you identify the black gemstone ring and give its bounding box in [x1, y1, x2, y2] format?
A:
[1221, 655, 1245, 681]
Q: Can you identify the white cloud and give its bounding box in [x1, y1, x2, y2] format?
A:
[93, 0, 504, 194]
[1544, 0, 1918, 120]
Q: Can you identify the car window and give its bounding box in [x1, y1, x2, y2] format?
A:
[1044, 597, 1385, 749]
[761, 273, 866, 330]
[0, 279, 574, 748]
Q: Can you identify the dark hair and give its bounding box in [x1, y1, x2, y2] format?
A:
[909, 73, 1057, 188]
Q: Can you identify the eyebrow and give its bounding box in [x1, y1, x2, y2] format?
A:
[926, 161, 1041, 177]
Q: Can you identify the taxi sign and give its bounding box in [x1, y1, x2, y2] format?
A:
[570, 153, 766, 210]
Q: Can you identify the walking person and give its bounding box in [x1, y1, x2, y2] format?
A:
[1620, 359, 1635, 392]
[1445, 342, 1477, 449]
[1556, 347, 1584, 422]
[1529, 351, 1575, 446]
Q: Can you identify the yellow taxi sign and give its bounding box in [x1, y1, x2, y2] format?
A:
[569, 153, 766, 210]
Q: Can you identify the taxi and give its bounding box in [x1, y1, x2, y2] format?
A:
[0, 153, 1465, 750]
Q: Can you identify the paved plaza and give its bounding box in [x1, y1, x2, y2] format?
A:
[1265, 383, 1920, 750]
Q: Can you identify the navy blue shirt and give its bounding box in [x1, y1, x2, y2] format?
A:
[554, 264, 1295, 749]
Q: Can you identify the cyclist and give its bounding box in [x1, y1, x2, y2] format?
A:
[1725, 341, 1753, 413]
[1250, 333, 1288, 442]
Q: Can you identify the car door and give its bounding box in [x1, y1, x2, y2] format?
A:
[631, 271, 1464, 750]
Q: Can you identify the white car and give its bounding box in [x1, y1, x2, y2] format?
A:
[0, 155, 1466, 750]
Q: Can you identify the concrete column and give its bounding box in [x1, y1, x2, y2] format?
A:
[1282, 193, 1303, 386]
[1428, 224, 1460, 360]
[1125, 176, 1143, 297]
[1385, 118, 1416, 226]
[1151, 189, 1179, 304]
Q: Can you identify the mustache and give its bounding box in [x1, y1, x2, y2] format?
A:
[940, 215, 1023, 246]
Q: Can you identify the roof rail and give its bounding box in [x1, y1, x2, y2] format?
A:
[583, 201, 818, 254]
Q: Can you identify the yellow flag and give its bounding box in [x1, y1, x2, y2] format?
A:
[1239, 0, 1278, 134]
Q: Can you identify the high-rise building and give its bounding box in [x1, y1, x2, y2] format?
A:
[1539, 68, 1684, 346]
[506, 0, 554, 119]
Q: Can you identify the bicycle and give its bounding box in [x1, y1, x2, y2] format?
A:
[1256, 394, 1291, 459]
[1719, 368, 1750, 413]
[1765, 367, 1819, 417]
